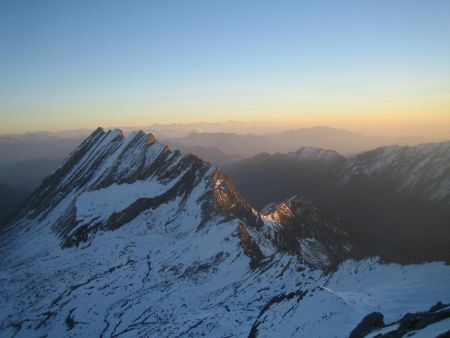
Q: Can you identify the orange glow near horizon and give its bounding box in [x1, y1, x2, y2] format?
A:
[2, 88, 449, 139]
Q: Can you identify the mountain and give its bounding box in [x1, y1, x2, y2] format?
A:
[170, 126, 432, 157]
[148, 120, 292, 138]
[174, 131, 268, 157]
[224, 147, 347, 208]
[1, 128, 449, 337]
[162, 141, 243, 166]
[0, 158, 62, 192]
[0, 125, 433, 167]
[224, 141, 450, 263]
[0, 133, 86, 166]
[0, 125, 430, 178]
[0, 159, 63, 228]
[348, 302, 450, 338]
[261, 196, 356, 267]
[0, 183, 28, 228]
[339, 142, 450, 204]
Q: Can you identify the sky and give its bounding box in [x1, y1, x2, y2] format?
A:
[1, 0, 449, 138]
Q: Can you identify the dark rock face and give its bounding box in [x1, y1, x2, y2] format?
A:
[212, 171, 263, 230]
[350, 302, 450, 338]
[238, 223, 264, 268]
[397, 308, 450, 332]
[437, 330, 450, 338]
[349, 312, 384, 338]
[248, 289, 307, 338]
[430, 301, 447, 312]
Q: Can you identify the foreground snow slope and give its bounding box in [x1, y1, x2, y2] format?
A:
[0, 128, 449, 338]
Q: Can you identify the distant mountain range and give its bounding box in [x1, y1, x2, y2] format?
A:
[0, 125, 434, 166]
[167, 126, 434, 156]
[224, 141, 450, 263]
[147, 120, 294, 138]
[162, 142, 244, 166]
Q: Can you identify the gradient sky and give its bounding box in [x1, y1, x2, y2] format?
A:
[1, 0, 449, 137]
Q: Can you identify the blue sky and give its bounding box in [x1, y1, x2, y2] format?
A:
[1, 0, 449, 136]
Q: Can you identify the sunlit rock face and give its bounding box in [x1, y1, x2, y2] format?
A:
[261, 196, 353, 269]
[0, 129, 449, 338]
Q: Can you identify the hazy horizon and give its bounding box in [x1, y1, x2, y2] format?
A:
[0, 121, 449, 142]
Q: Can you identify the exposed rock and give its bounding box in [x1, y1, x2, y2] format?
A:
[262, 196, 354, 269]
[350, 302, 450, 338]
[437, 330, 450, 338]
[349, 312, 384, 338]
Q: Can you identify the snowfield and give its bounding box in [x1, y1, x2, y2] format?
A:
[1, 227, 449, 338]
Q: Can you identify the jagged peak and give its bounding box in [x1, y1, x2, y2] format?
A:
[124, 129, 159, 145]
[260, 195, 353, 269]
[262, 195, 310, 217]
[261, 196, 326, 231]
[10, 128, 192, 225]
[85, 127, 159, 146]
[93, 126, 105, 134]
[211, 170, 262, 229]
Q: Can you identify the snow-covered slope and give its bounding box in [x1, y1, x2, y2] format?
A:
[249, 260, 450, 338]
[340, 141, 450, 203]
[1, 129, 449, 337]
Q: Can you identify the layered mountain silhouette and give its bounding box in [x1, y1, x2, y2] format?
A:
[170, 126, 433, 157]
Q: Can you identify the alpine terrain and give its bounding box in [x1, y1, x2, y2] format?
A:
[225, 142, 450, 263]
[1, 128, 449, 338]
